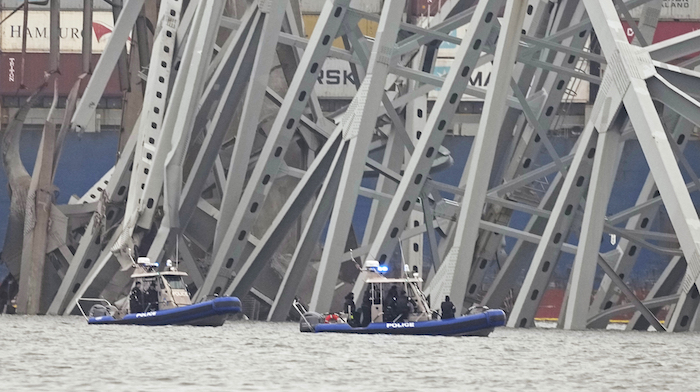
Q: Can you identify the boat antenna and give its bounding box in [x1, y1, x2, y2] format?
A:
[398, 241, 409, 279]
[350, 249, 362, 270]
[175, 235, 180, 270]
[128, 248, 137, 268]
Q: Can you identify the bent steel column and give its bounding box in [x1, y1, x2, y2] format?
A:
[196, 0, 351, 300]
[309, 0, 407, 313]
[425, 0, 527, 312]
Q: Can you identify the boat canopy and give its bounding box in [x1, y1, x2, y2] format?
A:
[364, 276, 423, 284]
[131, 270, 189, 279]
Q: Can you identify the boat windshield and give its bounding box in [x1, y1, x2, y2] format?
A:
[165, 276, 186, 290]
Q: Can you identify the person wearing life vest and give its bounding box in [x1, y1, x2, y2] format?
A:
[343, 292, 356, 314]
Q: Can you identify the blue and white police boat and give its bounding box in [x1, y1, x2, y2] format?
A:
[295, 260, 506, 336]
[78, 257, 241, 327]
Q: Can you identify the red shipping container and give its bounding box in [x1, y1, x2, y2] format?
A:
[0, 52, 121, 96]
[621, 20, 700, 44]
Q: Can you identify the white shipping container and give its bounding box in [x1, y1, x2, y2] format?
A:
[429, 59, 589, 103]
[434, 17, 504, 59]
[315, 57, 589, 103]
[628, 0, 700, 20]
[0, 11, 117, 53]
[300, 0, 382, 14]
[429, 59, 494, 101]
[313, 58, 361, 98]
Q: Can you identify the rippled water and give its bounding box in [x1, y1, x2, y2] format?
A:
[1, 315, 698, 391]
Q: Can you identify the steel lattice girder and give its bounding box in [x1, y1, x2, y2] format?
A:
[17, 0, 700, 331]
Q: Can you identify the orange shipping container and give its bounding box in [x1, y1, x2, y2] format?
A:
[302, 14, 378, 48]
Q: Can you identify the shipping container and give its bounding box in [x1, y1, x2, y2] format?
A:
[1, 0, 113, 10]
[429, 58, 495, 101]
[302, 14, 378, 48]
[313, 58, 361, 98]
[621, 20, 700, 43]
[628, 0, 700, 20]
[0, 53, 121, 96]
[410, 0, 451, 17]
[0, 11, 117, 53]
[435, 21, 468, 59]
[300, 0, 382, 14]
[429, 58, 589, 103]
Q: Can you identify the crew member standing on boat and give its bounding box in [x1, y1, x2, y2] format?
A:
[441, 295, 456, 319]
[344, 292, 358, 326]
[343, 292, 356, 314]
[144, 282, 159, 312]
[396, 290, 410, 322]
[361, 289, 372, 327]
[130, 281, 145, 313]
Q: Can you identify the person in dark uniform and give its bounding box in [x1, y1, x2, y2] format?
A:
[144, 282, 159, 312]
[384, 285, 399, 322]
[441, 295, 456, 319]
[343, 292, 356, 314]
[361, 289, 372, 327]
[396, 290, 410, 322]
[129, 281, 144, 313]
[343, 292, 358, 327]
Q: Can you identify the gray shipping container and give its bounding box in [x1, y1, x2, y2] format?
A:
[301, 0, 382, 14]
[628, 0, 700, 20]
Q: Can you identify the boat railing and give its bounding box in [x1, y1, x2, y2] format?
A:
[408, 280, 433, 319]
[76, 298, 115, 321]
[292, 298, 314, 331]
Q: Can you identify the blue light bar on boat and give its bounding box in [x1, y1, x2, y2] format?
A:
[376, 265, 389, 273]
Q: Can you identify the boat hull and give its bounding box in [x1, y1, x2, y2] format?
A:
[312, 309, 506, 336]
[87, 297, 242, 327]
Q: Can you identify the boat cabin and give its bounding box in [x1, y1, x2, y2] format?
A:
[127, 258, 192, 313]
[361, 261, 432, 323]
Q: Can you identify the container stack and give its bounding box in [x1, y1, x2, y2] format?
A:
[0, 0, 121, 130]
[623, 0, 700, 49]
[301, 0, 381, 103]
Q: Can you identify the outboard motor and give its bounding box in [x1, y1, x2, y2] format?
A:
[89, 304, 117, 318]
[299, 311, 323, 332]
[89, 304, 109, 317]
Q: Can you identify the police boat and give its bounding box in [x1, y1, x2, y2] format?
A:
[77, 257, 241, 327]
[295, 260, 505, 336]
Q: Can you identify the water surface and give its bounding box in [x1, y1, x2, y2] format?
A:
[0, 315, 697, 391]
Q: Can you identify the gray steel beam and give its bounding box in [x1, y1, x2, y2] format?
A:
[146, 0, 225, 262]
[363, 0, 504, 283]
[196, 0, 352, 300]
[82, 0, 95, 71]
[213, 2, 288, 255]
[564, 113, 624, 330]
[72, 0, 146, 131]
[112, 0, 182, 266]
[581, 0, 700, 332]
[507, 87, 613, 327]
[227, 129, 345, 302]
[624, 256, 684, 331]
[47, 133, 136, 315]
[309, 0, 407, 313]
[426, 0, 528, 312]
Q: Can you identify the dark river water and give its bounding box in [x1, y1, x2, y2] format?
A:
[0, 315, 698, 391]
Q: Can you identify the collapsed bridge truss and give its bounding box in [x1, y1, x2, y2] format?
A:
[5, 0, 700, 332]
